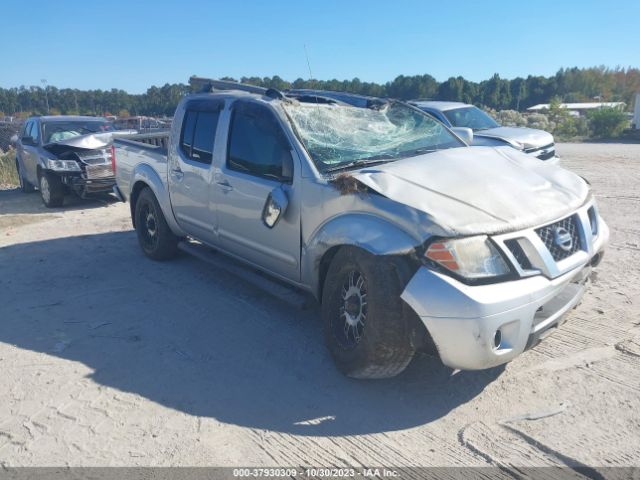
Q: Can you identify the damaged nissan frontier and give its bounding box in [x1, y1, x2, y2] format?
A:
[113, 77, 608, 379]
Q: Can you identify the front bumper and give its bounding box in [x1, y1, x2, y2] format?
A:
[401, 213, 609, 370]
[56, 171, 116, 195]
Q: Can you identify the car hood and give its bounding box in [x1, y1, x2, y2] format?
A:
[475, 126, 554, 149]
[353, 146, 589, 236]
[43, 131, 136, 155]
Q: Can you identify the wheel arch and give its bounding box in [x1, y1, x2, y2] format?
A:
[308, 215, 437, 355]
[128, 164, 186, 237]
[305, 213, 419, 301]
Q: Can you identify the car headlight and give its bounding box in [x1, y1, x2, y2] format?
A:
[424, 236, 511, 279]
[47, 159, 81, 172]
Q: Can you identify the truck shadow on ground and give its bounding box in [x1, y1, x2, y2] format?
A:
[0, 231, 504, 436]
[0, 188, 118, 215]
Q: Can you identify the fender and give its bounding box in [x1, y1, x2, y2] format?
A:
[128, 162, 187, 237]
[15, 153, 29, 183]
[303, 213, 420, 299]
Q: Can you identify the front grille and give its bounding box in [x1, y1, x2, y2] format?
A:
[524, 142, 554, 153]
[505, 239, 532, 270]
[76, 149, 109, 165]
[535, 215, 581, 261]
[85, 164, 114, 179]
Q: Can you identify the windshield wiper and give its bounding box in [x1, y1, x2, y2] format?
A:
[399, 147, 438, 158]
[324, 155, 395, 173]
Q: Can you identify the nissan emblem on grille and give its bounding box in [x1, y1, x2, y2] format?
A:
[553, 227, 573, 252]
[535, 215, 581, 261]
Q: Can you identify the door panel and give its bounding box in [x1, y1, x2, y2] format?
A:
[215, 100, 300, 281]
[216, 171, 300, 280]
[168, 105, 221, 244]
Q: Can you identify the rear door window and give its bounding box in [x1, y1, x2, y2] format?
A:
[179, 102, 221, 165]
[180, 111, 197, 158]
[192, 112, 218, 163]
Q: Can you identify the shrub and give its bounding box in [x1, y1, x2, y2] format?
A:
[495, 110, 527, 127]
[526, 113, 551, 131]
[553, 115, 589, 139]
[587, 107, 629, 138]
[0, 150, 19, 187]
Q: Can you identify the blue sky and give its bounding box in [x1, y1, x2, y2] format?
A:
[1, 0, 638, 93]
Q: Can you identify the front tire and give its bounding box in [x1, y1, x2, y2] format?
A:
[134, 187, 178, 260]
[16, 159, 35, 193]
[322, 247, 415, 379]
[38, 171, 64, 207]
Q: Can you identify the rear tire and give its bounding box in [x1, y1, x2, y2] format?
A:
[134, 187, 178, 260]
[16, 159, 35, 193]
[38, 171, 64, 207]
[322, 247, 415, 379]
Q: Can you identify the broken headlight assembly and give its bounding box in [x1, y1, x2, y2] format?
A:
[46, 158, 81, 172]
[423, 236, 512, 281]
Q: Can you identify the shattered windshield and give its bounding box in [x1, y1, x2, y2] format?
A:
[283, 101, 464, 172]
[443, 106, 499, 131]
[43, 120, 115, 144]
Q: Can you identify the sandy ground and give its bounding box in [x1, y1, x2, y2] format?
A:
[0, 143, 639, 470]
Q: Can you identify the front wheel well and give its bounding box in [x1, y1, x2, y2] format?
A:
[318, 244, 436, 355]
[317, 245, 343, 301]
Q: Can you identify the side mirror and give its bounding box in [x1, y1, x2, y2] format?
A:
[21, 135, 35, 146]
[451, 127, 473, 145]
[262, 186, 289, 228]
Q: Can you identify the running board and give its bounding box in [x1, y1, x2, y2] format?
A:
[177, 240, 311, 310]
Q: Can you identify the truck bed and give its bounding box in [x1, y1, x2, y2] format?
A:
[113, 131, 170, 202]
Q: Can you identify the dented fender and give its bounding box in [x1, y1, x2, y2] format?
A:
[302, 213, 419, 298]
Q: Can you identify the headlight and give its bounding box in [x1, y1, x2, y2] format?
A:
[46, 159, 81, 172]
[424, 236, 511, 279]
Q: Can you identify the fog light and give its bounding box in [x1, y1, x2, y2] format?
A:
[494, 330, 502, 349]
[591, 252, 603, 267]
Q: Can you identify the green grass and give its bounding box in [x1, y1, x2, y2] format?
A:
[0, 150, 19, 187]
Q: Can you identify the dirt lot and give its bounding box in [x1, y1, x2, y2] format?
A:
[0, 143, 639, 469]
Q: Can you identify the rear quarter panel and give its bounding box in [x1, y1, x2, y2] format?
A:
[114, 139, 186, 236]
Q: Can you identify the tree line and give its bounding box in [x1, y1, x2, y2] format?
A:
[0, 66, 638, 118]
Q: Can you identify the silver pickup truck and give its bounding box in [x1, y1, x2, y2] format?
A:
[113, 78, 608, 379]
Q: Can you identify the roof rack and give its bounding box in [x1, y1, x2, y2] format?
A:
[188, 76, 286, 100]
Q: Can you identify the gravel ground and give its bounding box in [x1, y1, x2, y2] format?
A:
[0, 143, 638, 470]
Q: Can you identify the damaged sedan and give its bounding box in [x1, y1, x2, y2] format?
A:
[15, 116, 119, 207]
[113, 78, 608, 379]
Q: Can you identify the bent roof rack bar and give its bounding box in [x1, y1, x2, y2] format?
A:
[189, 76, 267, 95]
[188, 76, 285, 101]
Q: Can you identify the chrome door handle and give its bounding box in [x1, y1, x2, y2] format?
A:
[216, 179, 233, 192]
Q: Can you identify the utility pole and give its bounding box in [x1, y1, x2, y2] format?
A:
[41, 79, 49, 114]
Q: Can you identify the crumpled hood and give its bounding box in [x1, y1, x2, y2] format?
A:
[475, 126, 554, 150]
[45, 132, 115, 150]
[43, 131, 136, 155]
[353, 146, 589, 235]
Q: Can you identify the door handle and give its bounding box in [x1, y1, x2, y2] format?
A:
[171, 167, 184, 180]
[216, 179, 233, 192]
